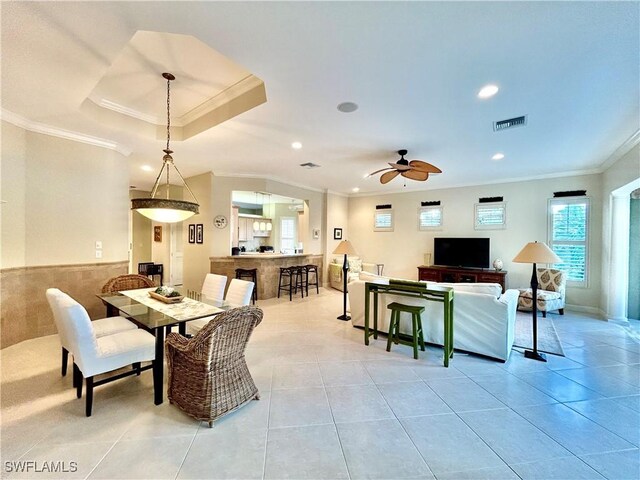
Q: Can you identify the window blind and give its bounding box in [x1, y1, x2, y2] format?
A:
[419, 206, 442, 229]
[549, 198, 589, 284]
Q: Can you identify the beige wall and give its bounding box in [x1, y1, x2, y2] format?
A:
[1, 122, 129, 268]
[601, 144, 640, 318]
[348, 174, 603, 311]
[1, 122, 27, 268]
[325, 192, 349, 277]
[181, 173, 214, 292]
[130, 189, 152, 271]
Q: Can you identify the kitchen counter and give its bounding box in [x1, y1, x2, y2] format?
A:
[210, 254, 323, 299]
[228, 253, 312, 259]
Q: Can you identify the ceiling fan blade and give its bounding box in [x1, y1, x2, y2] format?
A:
[401, 170, 429, 181]
[380, 170, 400, 184]
[388, 162, 411, 171]
[409, 160, 442, 174]
[368, 167, 394, 176]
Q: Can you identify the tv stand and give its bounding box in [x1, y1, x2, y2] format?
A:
[418, 265, 507, 293]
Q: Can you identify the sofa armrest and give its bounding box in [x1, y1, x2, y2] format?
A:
[499, 289, 520, 307]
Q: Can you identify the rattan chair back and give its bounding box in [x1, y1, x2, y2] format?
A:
[101, 274, 156, 293]
[166, 306, 263, 425]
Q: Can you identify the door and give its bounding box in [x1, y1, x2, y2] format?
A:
[170, 223, 184, 286]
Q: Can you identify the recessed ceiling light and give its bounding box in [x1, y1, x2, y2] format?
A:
[352, 187, 360, 193]
[478, 84, 499, 99]
[492, 153, 505, 161]
[291, 141, 302, 150]
[141, 165, 153, 171]
[337, 102, 358, 113]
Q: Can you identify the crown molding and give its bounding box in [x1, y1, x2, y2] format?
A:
[351, 168, 603, 198]
[88, 95, 159, 125]
[598, 129, 640, 172]
[214, 172, 326, 194]
[1, 109, 132, 156]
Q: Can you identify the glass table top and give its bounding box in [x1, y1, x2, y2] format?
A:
[97, 288, 233, 330]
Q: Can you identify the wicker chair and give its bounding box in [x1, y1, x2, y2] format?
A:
[101, 274, 156, 293]
[166, 306, 263, 427]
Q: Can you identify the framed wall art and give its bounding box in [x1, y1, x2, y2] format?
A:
[188, 224, 196, 244]
[196, 224, 204, 244]
[154, 226, 162, 242]
[333, 228, 343, 240]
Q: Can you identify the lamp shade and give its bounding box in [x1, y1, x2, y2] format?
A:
[333, 240, 358, 256]
[512, 241, 561, 264]
[131, 198, 199, 223]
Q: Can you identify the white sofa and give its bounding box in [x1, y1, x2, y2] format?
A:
[328, 257, 377, 291]
[348, 273, 519, 361]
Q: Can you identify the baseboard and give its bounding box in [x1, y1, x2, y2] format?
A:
[565, 304, 606, 319]
[608, 317, 630, 327]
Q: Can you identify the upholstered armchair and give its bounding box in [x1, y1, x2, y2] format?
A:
[517, 268, 566, 317]
[328, 257, 377, 291]
[166, 306, 263, 427]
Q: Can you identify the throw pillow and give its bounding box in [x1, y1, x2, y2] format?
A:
[348, 258, 362, 274]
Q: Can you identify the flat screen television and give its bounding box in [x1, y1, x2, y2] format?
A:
[434, 238, 490, 269]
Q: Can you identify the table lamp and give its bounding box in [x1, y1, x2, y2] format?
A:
[333, 240, 358, 320]
[513, 241, 562, 362]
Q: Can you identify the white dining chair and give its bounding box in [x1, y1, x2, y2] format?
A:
[186, 278, 254, 336]
[201, 273, 227, 301]
[50, 292, 156, 416]
[225, 278, 255, 306]
[46, 288, 138, 377]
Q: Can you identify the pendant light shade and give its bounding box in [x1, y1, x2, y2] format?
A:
[253, 220, 260, 230]
[131, 73, 199, 223]
[266, 222, 272, 231]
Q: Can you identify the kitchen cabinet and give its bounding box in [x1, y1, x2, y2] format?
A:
[238, 217, 250, 241]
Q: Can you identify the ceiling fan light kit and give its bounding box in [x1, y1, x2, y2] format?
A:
[131, 73, 200, 223]
[369, 149, 442, 185]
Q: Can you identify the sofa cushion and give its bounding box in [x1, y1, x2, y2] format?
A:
[348, 258, 363, 274]
[359, 271, 389, 283]
[518, 288, 562, 301]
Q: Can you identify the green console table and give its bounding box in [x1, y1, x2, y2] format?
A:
[364, 280, 454, 367]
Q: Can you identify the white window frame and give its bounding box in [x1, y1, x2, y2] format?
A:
[474, 202, 507, 230]
[280, 216, 296, 252]
[374, 209, 394, 232]
[418, 206, 443, 230]
[547, 196, 590, 288]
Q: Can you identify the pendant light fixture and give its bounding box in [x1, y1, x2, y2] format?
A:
[131, 73, 199, 223]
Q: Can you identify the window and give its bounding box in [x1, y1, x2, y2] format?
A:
[418, 206, 443, 230]
[374, 209, 393, 231]
[548, 197, 589, 286]
[280, 217, 296, 252]
[475, 202, 506, 230]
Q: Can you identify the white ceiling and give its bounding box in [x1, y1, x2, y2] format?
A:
[2, 2, 638, 195]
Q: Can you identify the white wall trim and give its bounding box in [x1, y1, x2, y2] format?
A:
[599, 129, 640, 172]
[565, 304, 606, 319]
[214, 172, 326, 194]
[326, 189, 349, 198]
[1, 109, 132, 156]
[352, 168, 603, 198]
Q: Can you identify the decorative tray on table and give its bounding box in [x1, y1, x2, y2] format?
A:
[149, 287, 184, 304]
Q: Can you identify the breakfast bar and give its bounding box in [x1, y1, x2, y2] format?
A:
[210, 253, 324, 299]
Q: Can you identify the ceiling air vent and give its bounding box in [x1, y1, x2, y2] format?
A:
[300, 162, 321, 169]
[493, 115, 527, 132]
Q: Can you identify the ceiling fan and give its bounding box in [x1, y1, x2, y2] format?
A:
[369, 149, 442, 184]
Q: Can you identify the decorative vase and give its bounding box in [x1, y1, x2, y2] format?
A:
[493, 259, 503, 271]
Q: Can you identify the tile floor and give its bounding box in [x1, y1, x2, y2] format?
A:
[1, 288, 639, 479]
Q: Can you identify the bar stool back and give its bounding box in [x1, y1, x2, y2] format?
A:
[278, 267, 294, 301]
[235, 268, 258, 304]
[304, 264, 319, 295]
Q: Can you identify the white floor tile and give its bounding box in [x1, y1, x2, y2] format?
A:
[579, 449, 640, 480]
[426, 377, 506, 412]
[472, 374, 558, 408]
[325, 384, 394, 424]
[337, 419, 432, 479]
[435, 466, 520, 480]
[264, 424, 349, 479]
[459, 408, 571, 464]
[378, 381, 452, 417]
[566, 398, 640, 446]
[514, 403, 636, 455]
[401, 413, 506, 475]
[510, 456, 604, 479]
[513, 370, 603, 403]
[318, 361, 373, 386]
[271, 363, 323, 389]
[269, 387, 333, 428]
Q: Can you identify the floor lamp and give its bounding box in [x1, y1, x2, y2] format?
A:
[513, 241, 562, 362]
[333, 240, 358, 321]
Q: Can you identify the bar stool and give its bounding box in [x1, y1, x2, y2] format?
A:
[235, 268, 258, 304]
[386, 302, 425, 360]
[292, 266, 306, 299]
[304, 264, 319, 295]
[278, 267, 295, 301]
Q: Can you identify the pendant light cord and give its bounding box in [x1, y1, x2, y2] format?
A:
[166, 76, 171, 152]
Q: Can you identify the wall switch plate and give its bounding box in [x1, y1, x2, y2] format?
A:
[95, 250, 103, 259]
[95, 241, 103, 249]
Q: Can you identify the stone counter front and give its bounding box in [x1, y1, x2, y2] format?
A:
[210, 254, 323, 300]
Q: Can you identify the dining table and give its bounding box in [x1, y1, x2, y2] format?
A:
[97, 288, 232, 405]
